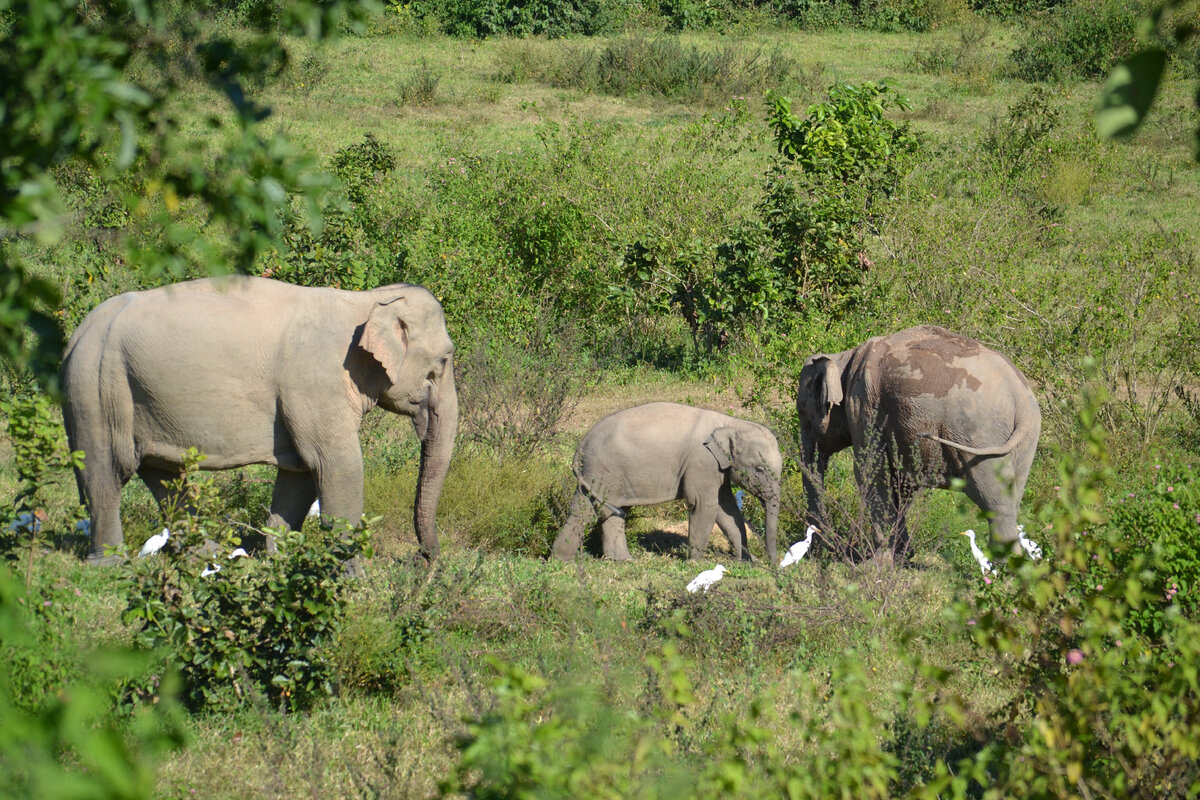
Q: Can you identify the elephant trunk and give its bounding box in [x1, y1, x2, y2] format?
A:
[764, 494, 779, 566]
[801, 433, 829, 531]
[413, 366, 458, 563]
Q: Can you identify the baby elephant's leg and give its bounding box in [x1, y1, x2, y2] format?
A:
[601, 511, 632, 561]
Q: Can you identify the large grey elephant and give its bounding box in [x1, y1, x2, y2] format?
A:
[550, 402, 782, 564]
[60, 276, 457, 564]
[797, 325, 1040, 559]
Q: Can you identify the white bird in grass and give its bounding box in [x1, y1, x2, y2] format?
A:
[960, 529, 995, 576]
[686, 564, 727, 594]
[735, 489, 745, 510]
[138, 528, 170, 558]
[307, 499, 321, 518]
[1016, 524, 1043, 560]
[201, 563, 222, 578]
[75, 519, 92, 536]
[780, 525, 818, 568]
[228, 547, 249, 560]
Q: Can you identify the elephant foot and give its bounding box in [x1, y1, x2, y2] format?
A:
[86, 552, 123, 567]
[604, 553, 633, 562]
[342, 555, 366, 579]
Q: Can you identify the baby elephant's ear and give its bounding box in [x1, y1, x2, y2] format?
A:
[703, 429, 735, 470]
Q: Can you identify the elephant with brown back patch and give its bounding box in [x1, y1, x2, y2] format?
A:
[61, 276, 457, 565]
[550, 402, 782, 564]
[796, 325, 1040, 560]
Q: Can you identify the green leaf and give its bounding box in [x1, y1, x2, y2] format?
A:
[1096, 49, 1168, 140]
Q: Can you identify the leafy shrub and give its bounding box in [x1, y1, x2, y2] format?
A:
[0, 566, 186, 800]
[262, 134, 399, 290]
[857, 0, 971, 31]
[1106, 461, 1200, 638]
[763, 82, 919, 318]
[121, 450, 372, 711]
[1011, 0, 1149, 80]
[981, 86, 1062, 180]
[1, 389, 85, 559]
[456, 322, 596, 461]
[970, 0, 1063, 17]
[433, 0, 632, 37]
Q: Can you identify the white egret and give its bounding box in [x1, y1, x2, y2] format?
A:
[1016, 524, 1042, 560]
[735, 490, 745, 510]
[960, 529, 995, 576]
[686, 564, 727, 593]
[75, 519, 92, 536]
[780, 524, 818, 568]
[201, 563, 222, 577]
[138, 528, 170, 558]
[228, 547, 249, 560]
[307, 500, 321, 518]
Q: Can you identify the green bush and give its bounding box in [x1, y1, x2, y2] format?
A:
[1106, 461, 1200, 638]
[0, 566, 186, 800]
[433, 0, 633, 37]
[1011, 0, 1149, 80]
[763, 82, 919, 318]
[121, 451, 372, 712]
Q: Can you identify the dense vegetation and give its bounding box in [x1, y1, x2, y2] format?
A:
[2, 0, 1200, 797]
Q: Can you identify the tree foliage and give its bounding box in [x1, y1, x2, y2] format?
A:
[0, 0, 378, 394]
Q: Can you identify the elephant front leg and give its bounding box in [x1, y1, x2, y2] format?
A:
[686, 501, 719, 560]
[600, 512, 632, 561]
[855, 453, 901, 559]
[715, 489, 752, 562]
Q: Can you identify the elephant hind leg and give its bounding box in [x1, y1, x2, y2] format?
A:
[82, 465, 128, 562]
[964, 457, 1022, 554]
[600, 514, 632, 561]
[138, 466, 185, 516]
[551, 490, 595, 562]
[264, 469, 318, 554]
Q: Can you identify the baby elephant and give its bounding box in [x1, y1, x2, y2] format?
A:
[551, 402, 782, 563]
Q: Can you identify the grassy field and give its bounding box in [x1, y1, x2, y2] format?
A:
[4, 7, 1200, 798]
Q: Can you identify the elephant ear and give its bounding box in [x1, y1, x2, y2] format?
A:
[703, 428, 736, 471]
[359, 295, 409, 384]
[803, 355, 843, 421]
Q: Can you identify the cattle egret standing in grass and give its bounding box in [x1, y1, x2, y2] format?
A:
[201, 563, 222, 577]
[960, 529, 995, 576]
[735, 489, 744, 510]
[687, 564, 727, 593]
[1017, 524, 1043, 560]
[138, 528, 170, 558]
[228, 547, 249, 560]
[307, 500, 320, 518]
[75, 519, 92, 537]
[780, 525, 818, 568]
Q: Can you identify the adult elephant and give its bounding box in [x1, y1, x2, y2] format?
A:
[797, 325, 1040, 560]
[550, 402, 782, 564]
[61, 276, 457, 564]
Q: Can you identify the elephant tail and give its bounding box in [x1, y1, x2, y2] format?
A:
[918, 410, 1034, 457]
[571, 452, 626, 519]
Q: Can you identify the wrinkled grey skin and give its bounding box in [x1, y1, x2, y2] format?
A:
[61, 276, 457, 564]
[551, 402, 782, 564]
[797, 325, 1040, 559]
